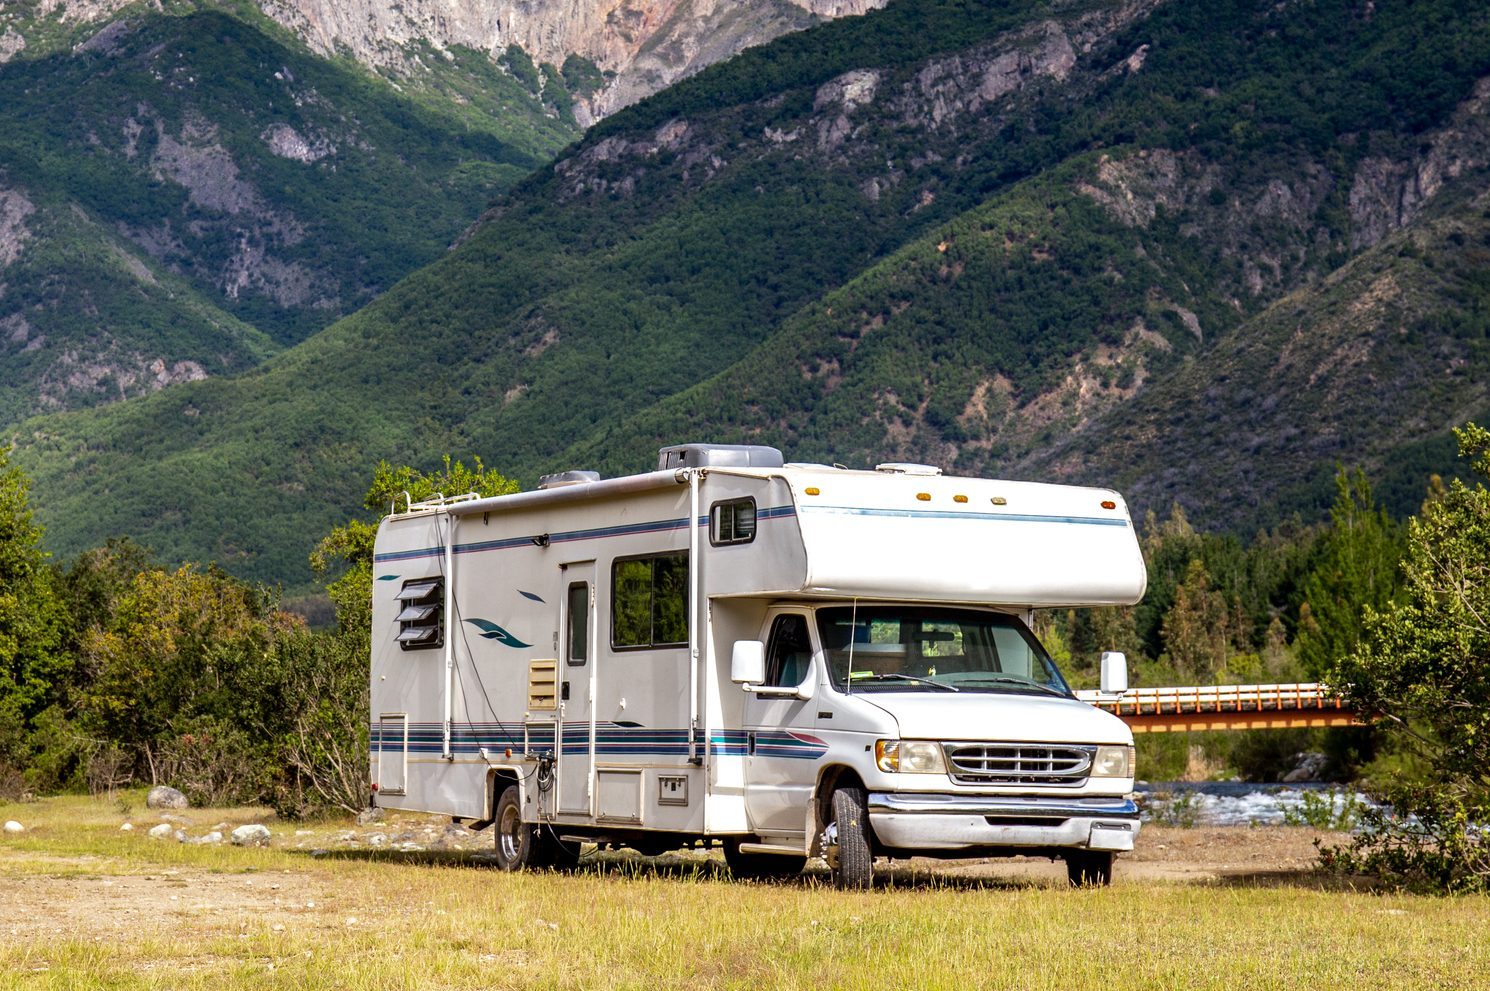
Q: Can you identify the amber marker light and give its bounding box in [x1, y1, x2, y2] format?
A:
[1101, 500, 1117, 510]
[805, 487, 821, 496]
[953, 494, 968, 504]
[916, 492, 931, 501]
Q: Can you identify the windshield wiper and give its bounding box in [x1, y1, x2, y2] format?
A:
[954, 676, 1069, 697]
[848, 673, 959, 692]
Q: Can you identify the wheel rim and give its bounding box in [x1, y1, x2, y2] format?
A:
[498, 801, 523, 863]
[821, 820, 839, 869]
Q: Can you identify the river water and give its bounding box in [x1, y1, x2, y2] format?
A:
[1135, 781, 1372, 827]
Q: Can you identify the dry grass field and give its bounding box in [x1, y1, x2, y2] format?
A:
[2, 793, 1488, 990]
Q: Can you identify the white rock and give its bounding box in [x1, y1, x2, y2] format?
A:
[146, 785, 190, 810]
[231, 824, 272, 847]
[2, 820, 23, 834]
[172, 829, 187, 843]
[190, 831, 224, 845]
[120, 823, 134, 831]
[148, 823, 175, 839]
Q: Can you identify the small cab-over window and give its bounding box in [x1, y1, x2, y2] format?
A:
[395, 577, 444, 651]
[612, 553, 689, 649]
[710, 498, 757, 546]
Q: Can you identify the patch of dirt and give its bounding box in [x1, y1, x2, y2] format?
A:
[0, 868, 334, 944]
[928, 825, 1334, 884]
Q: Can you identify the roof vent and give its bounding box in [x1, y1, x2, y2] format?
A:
[875, 462, 943, 476]
[657, 444, 785, 471]
[538, 470, 601, 490]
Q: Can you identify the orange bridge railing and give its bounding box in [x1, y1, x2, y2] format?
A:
[1075, 683, 1359, 733]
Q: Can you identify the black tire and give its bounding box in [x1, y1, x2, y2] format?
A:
[828, 786, 873, 890]
[492, 784, 537, 871]
[1065, 850, 1114, 887]
[722, 839, 806, 880]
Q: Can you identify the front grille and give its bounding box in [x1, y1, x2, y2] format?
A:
[944, 743, 1095, 786]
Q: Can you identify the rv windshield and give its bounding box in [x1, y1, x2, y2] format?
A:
[815, 606, 1073, 697]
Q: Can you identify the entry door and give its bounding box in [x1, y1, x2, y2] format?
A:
[742, 611, 820, 838]
[557, 562, 597, 815]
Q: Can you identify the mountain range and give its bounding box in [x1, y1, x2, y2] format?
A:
[6, 0, 1490, 592]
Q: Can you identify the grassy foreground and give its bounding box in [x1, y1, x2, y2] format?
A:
[1, 794, 1487, 990]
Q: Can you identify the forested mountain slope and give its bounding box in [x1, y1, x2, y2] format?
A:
[0, 7, 576, 423]
[11, 0, 1490, 589]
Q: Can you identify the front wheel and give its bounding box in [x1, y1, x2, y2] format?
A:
[825, 786, 873, 890]
[1065, 849, 1114, 887]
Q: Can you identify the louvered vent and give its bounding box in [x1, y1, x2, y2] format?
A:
[395, 577, 444, 651]
[528, 660, 558, 710]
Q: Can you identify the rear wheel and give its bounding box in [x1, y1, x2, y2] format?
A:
[722, 839, 805, 880]
[825, 786, 873, 890]
[492, 784, 534, 871]
[1065, 850, 1114, 887]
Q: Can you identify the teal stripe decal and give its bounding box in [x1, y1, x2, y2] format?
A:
[800, 506, 1128, 527]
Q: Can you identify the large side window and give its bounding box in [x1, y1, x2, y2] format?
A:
[566, 581, 589, 666]
[764, 614, 812, 687]
[710, 498, 757, 546]
[612, 553, 689, 649]
[395, 577, 443, 651]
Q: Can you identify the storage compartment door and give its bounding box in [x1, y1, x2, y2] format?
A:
[376, 712, 408, 796]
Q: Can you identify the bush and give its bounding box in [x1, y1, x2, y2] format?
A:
[1320, 788, 1490, 893]
[153, 716, 271, 808]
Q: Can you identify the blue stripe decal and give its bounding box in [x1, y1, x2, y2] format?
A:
[372, 723, 824, 759]
[799, 505, 1129, 527]
[375, 505, 795, 563]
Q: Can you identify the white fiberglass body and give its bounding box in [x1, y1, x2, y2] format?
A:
[368, 446, 1146, 882]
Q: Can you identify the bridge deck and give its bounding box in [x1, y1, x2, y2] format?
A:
[1076, 683, 1359, 733]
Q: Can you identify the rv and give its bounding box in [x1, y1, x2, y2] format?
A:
[369, 444, 1145, 887]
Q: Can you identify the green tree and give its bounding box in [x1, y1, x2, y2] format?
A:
[1295, 468, 1403, 678]
[1325, 424, 1490, 892]
[311, 456, 519, 632]
[1161, 558, 1234, 681]
[0, 445, 65, 776]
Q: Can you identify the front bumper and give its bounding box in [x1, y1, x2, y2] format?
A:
[867, 792, 1141, 853]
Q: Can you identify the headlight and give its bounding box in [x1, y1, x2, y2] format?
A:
[875, 739, 947, 774]
[1091, 745, 1136, 778]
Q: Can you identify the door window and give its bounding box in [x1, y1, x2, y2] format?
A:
[764, 614, 813, 688]
[566, 581, 589, 666]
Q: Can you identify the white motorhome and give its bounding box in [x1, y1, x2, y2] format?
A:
[369, 444, 1146, 887]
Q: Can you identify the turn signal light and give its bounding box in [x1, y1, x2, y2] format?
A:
[916, 492, 931, 501]
[805, 487, 820, 496]
[1101, 500, 1117, 510]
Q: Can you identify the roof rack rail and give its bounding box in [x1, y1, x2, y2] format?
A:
[401, 490, 485, 514]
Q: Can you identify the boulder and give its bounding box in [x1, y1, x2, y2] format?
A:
[230, 824, 272, 847]
[146, 786, 189, 810]
[2, 820, 23, 834]
[1282, 751, 1330, 783]
[147, 823, 175, 839]
[189, 831, 224, 845]
[355, 806, 385, 826]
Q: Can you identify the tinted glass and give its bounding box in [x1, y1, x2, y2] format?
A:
[566, 582, 589, 665]
[815, 606, 1071, 696]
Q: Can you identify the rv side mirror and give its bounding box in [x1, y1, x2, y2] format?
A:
[731, 640, 765, 685]
[1099, 651, 1129, 695]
